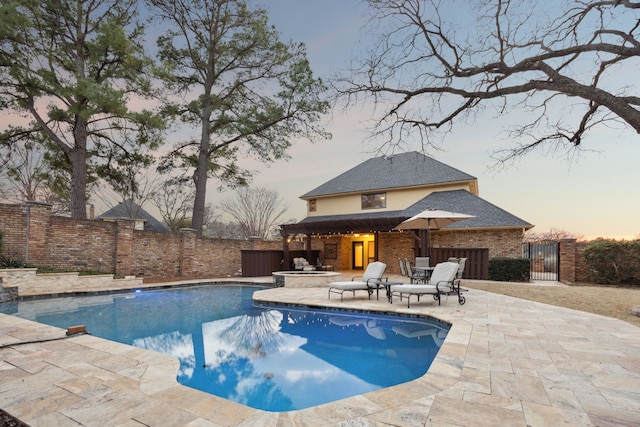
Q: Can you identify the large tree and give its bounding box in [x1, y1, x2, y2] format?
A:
[340, 0, 640, 160]
[0, 0, 164, 219]
[148, 0, 330, 236]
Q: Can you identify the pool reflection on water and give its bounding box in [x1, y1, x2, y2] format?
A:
[0, 284, 449, 412]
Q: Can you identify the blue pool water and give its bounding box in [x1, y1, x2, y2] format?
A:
[0, 284, 449, 412]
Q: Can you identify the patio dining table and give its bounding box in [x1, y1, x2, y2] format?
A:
[412, 266, 434, 283]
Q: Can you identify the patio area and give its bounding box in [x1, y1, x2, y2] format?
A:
[0, 278, 639, 426]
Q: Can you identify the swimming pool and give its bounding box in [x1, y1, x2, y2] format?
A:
[0, 284, 449, 412]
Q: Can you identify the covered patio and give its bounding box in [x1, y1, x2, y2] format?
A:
[279, 209, 489, 279]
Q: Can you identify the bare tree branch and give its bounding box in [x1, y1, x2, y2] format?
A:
[219, 186, 288, 239]
[338, 0, 640, 160]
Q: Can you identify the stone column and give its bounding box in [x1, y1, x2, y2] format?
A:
[24, 201, 52, 266]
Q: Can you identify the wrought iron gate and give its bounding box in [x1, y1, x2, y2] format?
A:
[522, 240, 560, 281]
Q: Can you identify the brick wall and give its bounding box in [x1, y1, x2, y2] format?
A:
[6, 202, 594, 283]
[47, 215, 117, 272]
[303, 228, 524, 276]
[0, 202, 280, 280]
[575, 242, 593, 282]
[0, 203, 26, 259]
[377, 232, 416, 274]
[432, 228, 524, 258]
[559, 239, 595, 284]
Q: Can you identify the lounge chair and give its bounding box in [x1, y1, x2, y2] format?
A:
[447, 257, 467, 279]
[390, 261, 460, 308]
[442, 257, 468, 301]
[293, 257, 314, 271]
[327, 261, 387, 301]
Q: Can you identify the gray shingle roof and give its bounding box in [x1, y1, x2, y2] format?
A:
[282, 190, 532, 234]
[405, 190, 532, 230]
[97, 201, 169, 232]
[301, 151, 476, 198]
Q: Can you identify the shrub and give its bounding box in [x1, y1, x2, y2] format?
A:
[488, 257, 531, 282]
[583, 240, 640, 285]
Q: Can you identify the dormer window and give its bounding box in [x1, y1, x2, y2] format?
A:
[361, 192, 386, 209]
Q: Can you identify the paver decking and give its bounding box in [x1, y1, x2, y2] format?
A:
[1, 279, 639, 426]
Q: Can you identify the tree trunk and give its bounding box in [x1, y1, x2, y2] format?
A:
[69, 119, 88, 219]
[191, 96, 212, 236]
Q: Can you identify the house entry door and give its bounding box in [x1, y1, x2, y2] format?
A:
[352, 241, 364, 270]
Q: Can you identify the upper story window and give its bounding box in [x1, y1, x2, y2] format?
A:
[361, 192, 386, 209]
[308, 199, 317, 212]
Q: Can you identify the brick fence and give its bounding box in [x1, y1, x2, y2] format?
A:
[1, 202, 596, 284]
[0, 202, 280, 280]
[558, 238, 599, 284]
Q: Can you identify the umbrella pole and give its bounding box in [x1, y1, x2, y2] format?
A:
[420, 229, 429, 257]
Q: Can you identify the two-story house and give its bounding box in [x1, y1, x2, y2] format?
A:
[281, 151, 532, 277]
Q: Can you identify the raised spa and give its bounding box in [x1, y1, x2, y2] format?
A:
[272, 270, 342, 287]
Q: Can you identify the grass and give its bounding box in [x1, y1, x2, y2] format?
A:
[464, 282, 640, 328]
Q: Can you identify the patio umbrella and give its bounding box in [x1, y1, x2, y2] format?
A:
[394, 209, 474, 257]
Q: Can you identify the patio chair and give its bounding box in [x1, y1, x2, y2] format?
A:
[415, 257, 430, 268]
[398, 258, 408, 277]
[327, 261, 387, 301]
[404, 258, 428, 283]
[390, 261, 460, 308]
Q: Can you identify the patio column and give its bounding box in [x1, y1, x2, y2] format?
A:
[281, 226, 290, 271]
[305, 233, 313, 262]
[374, 231, 379, 261]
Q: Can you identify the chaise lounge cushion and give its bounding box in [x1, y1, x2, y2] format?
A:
[390, 261, 460, 307]
[327, 261, 387, 301]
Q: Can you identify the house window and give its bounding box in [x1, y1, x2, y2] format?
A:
[361, 193, 386, 209]
[308, 199, 317, 212]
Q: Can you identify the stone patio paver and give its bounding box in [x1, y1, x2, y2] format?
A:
[0, 278, 639, 426]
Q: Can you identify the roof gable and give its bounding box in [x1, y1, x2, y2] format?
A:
[97, 201, 169, 232]
[283, 189, 531, 234]
[301, 151, 476, 198]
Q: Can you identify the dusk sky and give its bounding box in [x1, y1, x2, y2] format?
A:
[227, 0, 639, 241]
[1, 1, 637, 240]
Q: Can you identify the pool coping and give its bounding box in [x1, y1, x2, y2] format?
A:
[1, 278, 640, 426]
